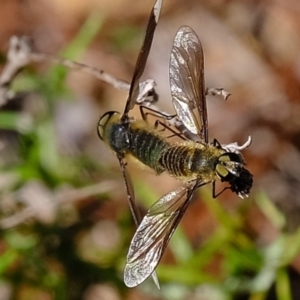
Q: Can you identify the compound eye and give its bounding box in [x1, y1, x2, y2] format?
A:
[97, 111, 119, 140]
[216, 163, 235, 182]
[216, 152, 244, 181]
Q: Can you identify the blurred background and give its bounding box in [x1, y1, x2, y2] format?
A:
[0, 0, 300, 299]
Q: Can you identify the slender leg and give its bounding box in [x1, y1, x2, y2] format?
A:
[139, 105, 176, 122]
[140, 106, 187, 140]
[212, 182, 230, 198]
[118, 157, 141, 226]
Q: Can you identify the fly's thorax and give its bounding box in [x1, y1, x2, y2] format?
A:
[97, 111, 131, 155]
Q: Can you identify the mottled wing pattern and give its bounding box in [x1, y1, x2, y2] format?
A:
[169, 26, 208, 142]
[124, 184, 196, 287]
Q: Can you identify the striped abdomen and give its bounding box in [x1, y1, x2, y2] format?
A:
[159, 144, 221, 181]
[128, 127, 170, 174]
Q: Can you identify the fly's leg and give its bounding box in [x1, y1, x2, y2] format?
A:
[140, 105, 186, 139]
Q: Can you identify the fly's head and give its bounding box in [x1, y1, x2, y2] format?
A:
[97, 111, 121, 141]
[98, 111, 133, 155]
[215, 151, 253, 198]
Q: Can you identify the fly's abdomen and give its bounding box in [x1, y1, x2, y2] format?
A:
[129, 128, 169, 174]
[159, 145, 217, 180]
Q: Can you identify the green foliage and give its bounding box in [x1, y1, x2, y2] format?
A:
[0, 13, 107, 300]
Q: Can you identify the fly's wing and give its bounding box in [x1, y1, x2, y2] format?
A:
[124, 183, 197, 287]
[169, 26, 208, 143]
[118, 158, 160, 289]
[123, 0, 162, 116]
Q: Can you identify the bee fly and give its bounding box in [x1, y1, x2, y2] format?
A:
[123, 25, 253, 287]
[97, 0, 252, 289]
